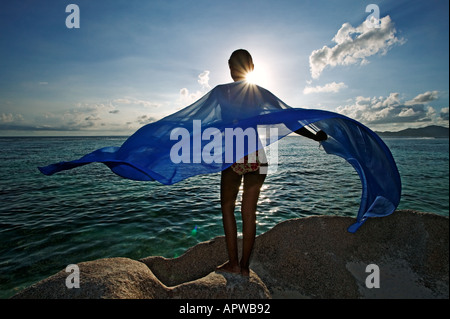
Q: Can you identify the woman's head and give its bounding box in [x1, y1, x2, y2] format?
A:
[228, 49, 254, 82]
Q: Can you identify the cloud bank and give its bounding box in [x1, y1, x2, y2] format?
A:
[309, 15, 404, 79]
[303, 82, 347, 94]
[337, 90, 447, 129]
[0, 97, 160, 133]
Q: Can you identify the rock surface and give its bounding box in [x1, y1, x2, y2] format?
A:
[13, 210, 449, 299]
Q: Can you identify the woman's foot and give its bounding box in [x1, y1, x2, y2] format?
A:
[216, 261, 241, 274]
[240, 266, 250, 277]
[240, 261, 250, 277]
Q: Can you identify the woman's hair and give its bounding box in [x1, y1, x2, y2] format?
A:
[228, 49, 254, 80]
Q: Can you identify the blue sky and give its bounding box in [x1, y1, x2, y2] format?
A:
[0, 0, 448, 135]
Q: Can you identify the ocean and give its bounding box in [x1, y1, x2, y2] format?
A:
[0, 136, 448, 298]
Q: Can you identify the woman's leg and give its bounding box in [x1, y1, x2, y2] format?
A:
[217, 166, 242, 273]
[240, 170, 266, 275]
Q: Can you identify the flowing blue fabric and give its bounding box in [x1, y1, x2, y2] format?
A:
[38, 81, 401, 232]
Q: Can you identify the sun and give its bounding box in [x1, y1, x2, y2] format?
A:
[245, 71, 258, 84]
[244, 66, 269, 87]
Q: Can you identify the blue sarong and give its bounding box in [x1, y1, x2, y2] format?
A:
[39, 81, 401, 232]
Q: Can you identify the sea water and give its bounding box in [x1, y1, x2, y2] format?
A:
[0, 136, 448, 298]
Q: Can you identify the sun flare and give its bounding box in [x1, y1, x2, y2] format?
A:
[245, 66, 269, 87]
[245, 71, 258, 84]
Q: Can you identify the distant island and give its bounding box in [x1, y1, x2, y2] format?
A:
[376, 125, 449, 138]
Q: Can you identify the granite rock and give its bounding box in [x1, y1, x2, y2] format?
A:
[13, 210, 449, 299]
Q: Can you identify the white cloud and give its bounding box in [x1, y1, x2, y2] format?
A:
[113, 98, 160, 108]
[398, 108, 417, 117]
[84, 115, 101, 121]
[1, 113, 24, 123]
[440, 107, 449, 121]
[303, 81, 347, 94]
[179, 70, 211, 106]
[0, 95, 164, 133]
[179, 87, 204, 106]
[309, 15, 404, 79]
[337, 91, 446, 129]
[136, 114, 157, 125]
[198, 70, 211, 90]
[405, 91, 438, 105]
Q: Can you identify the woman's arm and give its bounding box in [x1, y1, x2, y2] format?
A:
[294, 127, 328, 141]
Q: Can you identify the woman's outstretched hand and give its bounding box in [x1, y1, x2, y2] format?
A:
[294, 127, 328, 142]
[314, 130, 328, 142]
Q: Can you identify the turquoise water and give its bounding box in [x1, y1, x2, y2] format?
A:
[0, 136, 448, 298]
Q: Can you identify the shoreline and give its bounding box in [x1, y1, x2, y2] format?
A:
[11, 210, 449, 299]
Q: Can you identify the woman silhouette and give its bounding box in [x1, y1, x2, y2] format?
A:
[216, 49, 327, 276]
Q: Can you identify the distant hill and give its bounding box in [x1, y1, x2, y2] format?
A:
[376, 125, 449, 138]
